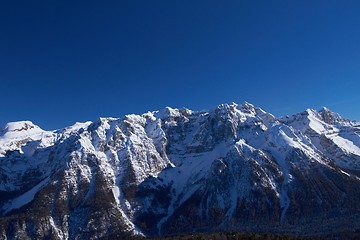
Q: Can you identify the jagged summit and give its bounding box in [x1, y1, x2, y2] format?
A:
[238, 101, 256, 114]
[0, 102, 359, 239]
[293, 106, 347, 124]
[318, 106, 345, 124]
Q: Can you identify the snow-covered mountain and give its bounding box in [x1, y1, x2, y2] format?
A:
[0, 102, 359, 239]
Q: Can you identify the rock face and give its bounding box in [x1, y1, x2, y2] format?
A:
[0, 102, 360, 239]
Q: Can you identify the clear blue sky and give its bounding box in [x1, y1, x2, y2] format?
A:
[1, 0, 359, 130]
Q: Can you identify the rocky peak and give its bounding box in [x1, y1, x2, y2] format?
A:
[293, 107, 345, 126]
[318, 107, 344, 125]
[239, 101, 256, 115]
[214, 103, 236, 119]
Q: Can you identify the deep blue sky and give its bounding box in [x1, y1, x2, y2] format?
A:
[1, 1, 359, 130]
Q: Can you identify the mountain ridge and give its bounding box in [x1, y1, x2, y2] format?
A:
[0, 102, 359, 239]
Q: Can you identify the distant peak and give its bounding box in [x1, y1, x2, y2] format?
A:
[318, 107, 343, 124]
[0, 121, 44, 138]
[155, 106, 181, 119]
[241, 101, 254, 107]
[229, 102, 238, 107]
[216, 102, 238, 114]
[291, 107, 347, 126]
[239, 101, 256, 115]
[164, 106, 178, 112]
[96, 117, 118, 124]
[2, 121, 41, 132]
[320, 106, 330, 112]
[305, 108, 316, 114]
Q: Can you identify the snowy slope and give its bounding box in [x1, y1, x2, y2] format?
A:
[283, 108, 360, 170]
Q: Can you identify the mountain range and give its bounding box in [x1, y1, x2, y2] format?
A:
[0, 102, 359, 239]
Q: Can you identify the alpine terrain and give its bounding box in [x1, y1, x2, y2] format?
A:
[0, 102, 360, 239]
